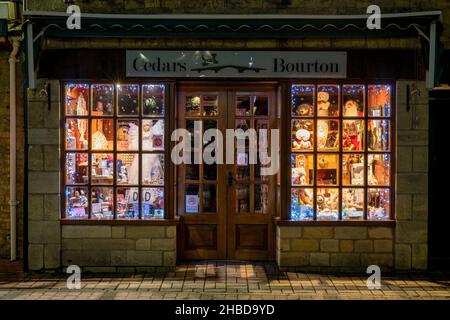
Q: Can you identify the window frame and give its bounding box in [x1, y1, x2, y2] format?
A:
[286, 80, 396, 223]
[60, 81, 174, 221]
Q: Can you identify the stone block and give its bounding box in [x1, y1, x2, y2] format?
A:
[28, 129, 60, 145]
[62, 226, 111, 238]
[44, 102, 61, 129]
[62, 250, 111, 266]
[29, 221, 60, 244]
[330, 253, 360, 267]
[151, 238, 176, 250]
[27, 101, 45, 128]
[334, 227, 367, 239]
[166, 226, 176, 238]
[339, 240, 354, 252]
[28, 145, 44, 171]
[62, 239, 82, 250]
[368, 227, 393, 239]
[136, 239, 151, 250]
[413, 105, 429, 130]
[412, 244, 427, 270]
[320, 239, 339, 252]
[44, 145, 60, 171]
[163, 251, 176, 266]
[28, 244, 44, 270]
[354, 240, 373, 253]
[126, 226, 165, 239]
[44, 244, 61, 269]
[111, 226, 125, 238]
[44, 194, 60, 221]
[84, 267, 117, 273]
[412, 194, 428, 221]
[126, 251, 163, 266]
[361, 254, 394, 268]
[279, 226, 302, 238]
[28, 171, 59, 194]
[396, 147, 412, 173]
[397, 130, 428, 146]
[279, 252, 309, 267]
[397, 173, 428, 194]
[111, 250, 127, 266]
[412, 146, 428, 172]
[374, 240, 393, 253]
[28, 194, 44, 221]
[303, 227, 333, 239]
[395, 194, 412, 220]
[396, 221, 427, 243]
[82, 239, 135, 251]
[395, 244, 411, 270]
[310, 253, 330, 266]
[290, 239, 319, 252]
[279, 238, 290, 251]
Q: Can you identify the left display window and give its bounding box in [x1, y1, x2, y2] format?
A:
[63, 83, 167, 220]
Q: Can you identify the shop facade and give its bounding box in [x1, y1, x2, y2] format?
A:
[19, 2, 446, 272]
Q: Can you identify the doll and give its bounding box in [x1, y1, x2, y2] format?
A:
[317, 120, 329, 149]
[293, 129, 312, 150]
[344, 100, 359, 117]
[317, 91, 330, 116]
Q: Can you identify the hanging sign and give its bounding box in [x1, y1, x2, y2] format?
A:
[126, 50, 347, 78]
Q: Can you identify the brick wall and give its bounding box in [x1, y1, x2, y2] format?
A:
[61, 225, 176, 272]
[277, 226, 394, 272]
[27, 0, 450, 47]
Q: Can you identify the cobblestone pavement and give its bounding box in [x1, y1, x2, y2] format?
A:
[0, 262, 449, 300]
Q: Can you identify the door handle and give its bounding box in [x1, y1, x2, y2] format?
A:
[227, 171, 235, 187]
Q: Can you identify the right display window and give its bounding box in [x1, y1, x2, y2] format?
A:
[290, 84, 392, 221]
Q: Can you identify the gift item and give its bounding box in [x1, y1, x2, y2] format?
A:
[291, 188, 314, 220]
[317, 91, 330, 116]
[292, 85, 315, 116]
[317, 188, 339, 220]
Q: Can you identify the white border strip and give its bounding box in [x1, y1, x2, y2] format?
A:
[23, 11, 442, 20]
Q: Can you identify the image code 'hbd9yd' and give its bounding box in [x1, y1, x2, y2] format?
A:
[174, 304, 276, 318]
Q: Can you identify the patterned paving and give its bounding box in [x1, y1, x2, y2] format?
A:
[0, 262, 449, 300]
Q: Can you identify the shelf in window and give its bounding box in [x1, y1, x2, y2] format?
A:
[274, 217, 395, 227]
[60, 218, 179, 226]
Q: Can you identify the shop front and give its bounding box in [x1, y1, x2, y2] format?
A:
[24, 11, 438, 272]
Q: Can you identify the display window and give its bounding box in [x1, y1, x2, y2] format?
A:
[63, 83, 167, 220]
[289, 83, 393, 221]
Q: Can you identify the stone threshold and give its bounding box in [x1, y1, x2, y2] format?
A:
[60, 219, 179, 226]
[274, 219, 396, 227]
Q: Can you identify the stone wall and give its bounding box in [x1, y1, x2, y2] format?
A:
[26, 0, 450, 47]
[277, 226, 394, 272]
[395, 80, 429, 270]
[62, 225, 176, 272]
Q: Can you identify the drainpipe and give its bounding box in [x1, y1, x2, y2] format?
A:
[9, 36, 21, 261]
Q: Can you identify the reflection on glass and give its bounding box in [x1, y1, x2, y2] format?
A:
[256, 120, 270, 150]
[368, 188, 390, 220]
[343, 85, 365, 117]
[91, 187, 113, 220]
[317, 188, 339, 220]
[254, 96, 269, 116]
[91, 119, 113, 150]
[292, 85, 314, 117]
[342, 154, 364, 186]
[291, 154, 314, 186]
[117, 119, 139, 151]
[368, 120, 390, 151]
[317, 119, 339, 151]
[91, 153, 114, 185]
[368, 85, 391, 117]
[342, 188, 364, 220]
[235, 119, 250, 131]
[142, 187, 164, 219]
[117, 153, 139, 185]
[291, 188, 314, 220]
[317, 154, 339, 185]
[186, 96, 201, 116]
[255, 184, 269, 213]
[203, 95, 218, 116]
[236, 96, 251, 116]
[116, 187, 139, 219]
[91, 84, 114, 116]
[317, 85, 339, 117]
[292, 119, 314, 151]
[186, 185, 200, 213]
[65, 83, 89, 116]
[142, 154, 164, 185]
[65, 153, 88, 184]
[142, 119, 164, 151]
[236, 184, 250, 213]
[368, 154, 390, 186]
[118, 84, 139, 116]
[66, 187, 89, 219]
[143, 84, 165, 116]
[343, 120, 365, 151]
[203, 184, 217, 212]
[186, 164, 200, 180]
[236, 153, 250, 180]
[65, 119, 88, 150]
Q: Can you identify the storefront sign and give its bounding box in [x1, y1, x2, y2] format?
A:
[126, 50, 347, 78]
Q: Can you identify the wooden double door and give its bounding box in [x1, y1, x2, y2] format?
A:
[177, 83, 278, 261]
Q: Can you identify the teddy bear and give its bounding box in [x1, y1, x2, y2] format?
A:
[317, 91, 330, 116]
[292, 155, 307, 185]
[293, 129, 312, 150]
